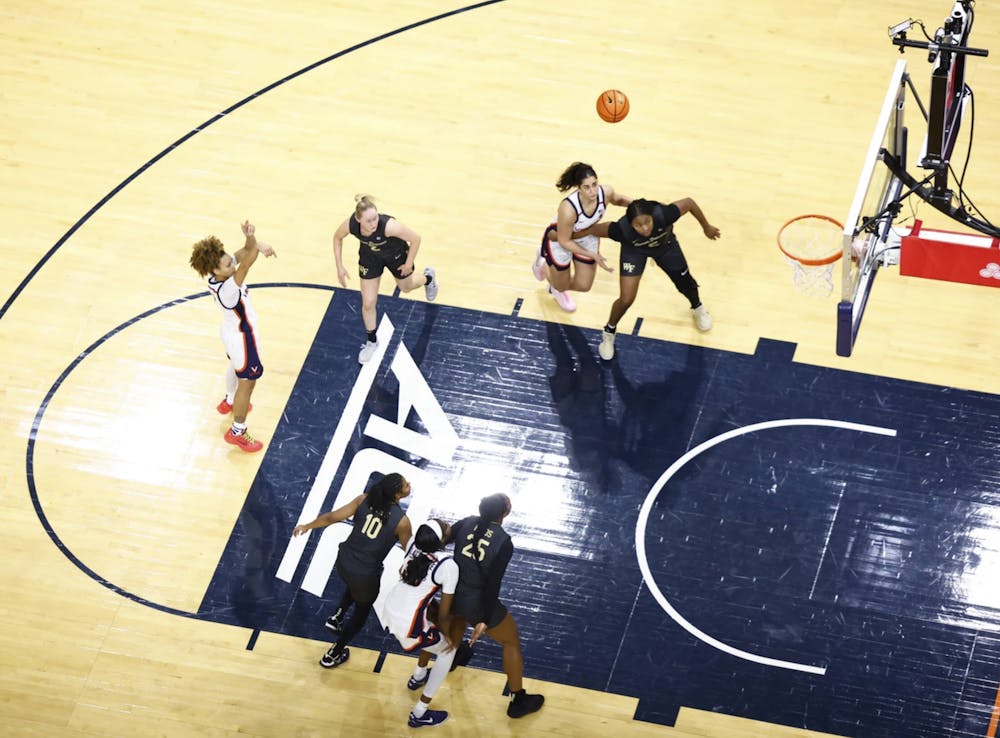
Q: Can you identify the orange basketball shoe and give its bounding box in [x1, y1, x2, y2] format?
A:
[217, 399, 252, 415]
[224, 429, 263, 453]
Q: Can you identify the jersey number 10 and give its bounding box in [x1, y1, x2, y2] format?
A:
[360, 514, 383, 540]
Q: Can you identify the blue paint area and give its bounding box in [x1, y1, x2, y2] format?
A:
[199, 291, 1000, 738]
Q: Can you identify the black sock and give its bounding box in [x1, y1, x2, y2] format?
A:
[366, 330, 376, 343]
[425, 274, 432, 285]
[604, 324, 617, 334]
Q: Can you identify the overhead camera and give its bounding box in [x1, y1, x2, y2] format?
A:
[888, 18, 915, 37]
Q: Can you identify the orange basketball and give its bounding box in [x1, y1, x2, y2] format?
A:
[596, 89, 629, 123]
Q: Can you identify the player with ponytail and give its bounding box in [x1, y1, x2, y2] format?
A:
[532, 162, 632, 313]
[448, 493, 545, 719]
[331, 194, 440, 365]
[292, 472, 413, 669]
[577, 194, 721, 360]
[383, 519, 459, 728]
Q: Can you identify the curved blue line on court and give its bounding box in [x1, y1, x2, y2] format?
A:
[26, 283, 334, 618]
[0, 0, 505, 322]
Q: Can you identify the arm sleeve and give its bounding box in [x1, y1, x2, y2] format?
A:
[480, 539, 514, 616]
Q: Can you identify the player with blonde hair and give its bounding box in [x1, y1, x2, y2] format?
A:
[332, 195, 439, 364]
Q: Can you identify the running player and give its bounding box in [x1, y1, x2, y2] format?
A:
[188, 221, 276, 453]
[448, 493, 544, 719]
[532, 162, 631, 312]
[332, 194, 439, 364]
[383, 519, 458, 729]
[583, 197, 721, 360]
[292, 473, 413, 668]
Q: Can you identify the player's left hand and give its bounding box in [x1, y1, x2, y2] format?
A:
[399, 261, 414, 278]
[596, 252, 614, 273]
[257, 241, 277, 258]
[704, 225, 721, 240]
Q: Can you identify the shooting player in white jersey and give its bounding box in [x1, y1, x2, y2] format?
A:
[189, 221, 276, 452]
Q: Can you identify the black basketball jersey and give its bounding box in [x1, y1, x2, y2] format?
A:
[335, 497, 405, 577]
[451, 514, 512, 616]
[608, 202, 682, 250]
[348, 212, 408, 251]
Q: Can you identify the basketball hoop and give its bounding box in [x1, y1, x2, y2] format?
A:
[777, 215, 844, 297]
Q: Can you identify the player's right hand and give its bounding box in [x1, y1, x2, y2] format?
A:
[469, 622, 488, 645]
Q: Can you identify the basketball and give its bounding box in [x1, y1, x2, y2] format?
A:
[596, 89, 629, 123]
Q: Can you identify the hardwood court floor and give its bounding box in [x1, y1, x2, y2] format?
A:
[1, 1, 999, 736]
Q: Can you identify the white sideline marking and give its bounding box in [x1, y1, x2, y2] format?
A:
[276, 317, 394, 583]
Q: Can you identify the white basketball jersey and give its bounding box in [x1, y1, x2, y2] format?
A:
[563, 186, 607, 233]
[556, 186, 606, 252]
[207, 271, 257, 334]
[383, 549, 458, 647]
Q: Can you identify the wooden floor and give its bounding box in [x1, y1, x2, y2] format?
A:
[2, 1, 999, 736]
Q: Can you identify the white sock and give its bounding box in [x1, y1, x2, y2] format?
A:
[231, 421, 247, 435]
[411, 701, 428, 718]
[412, 666, 428, 681]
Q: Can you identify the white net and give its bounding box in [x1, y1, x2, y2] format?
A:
[778, 215, 843, 298]
[784, 257, 837, 297]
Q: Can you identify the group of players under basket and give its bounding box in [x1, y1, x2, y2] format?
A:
[292, 478, 542, 729]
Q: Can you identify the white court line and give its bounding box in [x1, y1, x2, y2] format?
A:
[275, 316, 395, 583]
[809, 481, 846, 600]
[635, 418, 898, 676]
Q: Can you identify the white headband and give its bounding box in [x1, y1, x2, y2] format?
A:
[423, 519, 444, 543]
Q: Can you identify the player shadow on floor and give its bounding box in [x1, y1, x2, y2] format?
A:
[604, 340, 708, 503]
[200, 469, 333, 639]
[544, 324, 711, 500]
[545, 322, 612, 492]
